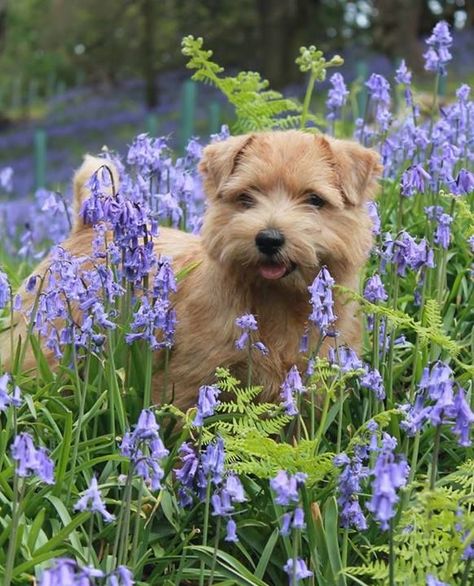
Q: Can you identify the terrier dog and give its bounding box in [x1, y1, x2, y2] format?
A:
[0, 131, 381, 411]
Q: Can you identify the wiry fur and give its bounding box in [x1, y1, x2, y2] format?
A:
[0, 131, 382, 412]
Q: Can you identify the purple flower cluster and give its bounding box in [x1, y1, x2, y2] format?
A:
[0, 268, 10, 309]
[365, 73, 392, 133]
[10, 432, 55, 484]
[334, 448, 369, 530]
[390, 232, 435, 276]
[74, 477, 115, 523]
[174, 437, 245, 542]
[366, 433, 409, 530]
[364, 273, 388, 303]
[308, 267, 336, 334]
[270, 471, 312, 583]
[280, 366, 306, 416]
[400, 164, 431, 197]
[235, 313, 268, 355]
[326, 73, 349, 122]
[38, 558, 134, 586]
[423, 21, 453, 76]
[193, 384, 221, 426]
[0, 373, 22, 412]
[401, 361, 474, 446]
[120, 409, 169, 490]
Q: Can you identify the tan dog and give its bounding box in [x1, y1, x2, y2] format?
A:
[0, 131, 381, 411]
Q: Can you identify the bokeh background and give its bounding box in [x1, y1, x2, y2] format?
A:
[0, 0, 472, 198]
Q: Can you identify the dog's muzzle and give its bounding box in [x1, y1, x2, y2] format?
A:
[255, 229, 285, 256]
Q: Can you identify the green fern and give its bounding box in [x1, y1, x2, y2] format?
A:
[181, 36, 336, 132]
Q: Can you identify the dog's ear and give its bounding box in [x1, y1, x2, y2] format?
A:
[326, 138, 383, 205]
[199, 134, 255, 195]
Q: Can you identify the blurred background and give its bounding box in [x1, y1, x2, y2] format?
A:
[0, 0, 472, 198]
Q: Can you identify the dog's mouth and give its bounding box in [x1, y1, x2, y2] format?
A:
[258, 261, 297, 280]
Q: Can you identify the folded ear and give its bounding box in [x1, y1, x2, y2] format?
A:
[326, 138, 383, 205]
[198, 134, 255, 196]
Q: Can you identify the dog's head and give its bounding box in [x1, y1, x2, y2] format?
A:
[199, 130, 382, 290]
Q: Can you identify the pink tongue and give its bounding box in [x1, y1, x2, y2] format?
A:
[259, 264, 287, 280]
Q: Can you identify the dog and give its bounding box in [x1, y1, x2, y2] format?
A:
[0, 130, 381, 411]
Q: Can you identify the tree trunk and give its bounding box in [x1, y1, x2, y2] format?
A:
[142, 0, 158, 109]
[372, 0, 424, 71]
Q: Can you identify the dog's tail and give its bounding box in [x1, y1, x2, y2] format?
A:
[72, 155, 120, 232]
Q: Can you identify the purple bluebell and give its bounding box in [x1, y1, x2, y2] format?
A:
[0, 269, 10, 309]
[74, 477, 115, 523]
[326, 73, 349, 122]
[328, 346, 363, 373]
[334, 452, 369, 530]
[393, 232, 435, 276]
[449, 387, 474, 447]
[10, 432, 55, 484]
[433, 213, 453, 249]
[364, 274, 387, 303]
[224, 518, 239, 542]
[193, 385, 221, 426]
[0, 166, 13, 193]
[201, 436, 225, 484]
[361, 368, 386, 400]
[469, 236, 474, 253]
[366, 201, 381, 236]
[400, 165, 431, 197]
[174, 442, 200, 507]
[153, 256, 177, 298]
[283, 558, 313, 583]
[224, 474, 246, 503]
[0, 373, 22, 412]
[235, 313, 258, 350]
[365, 74, 391, 106]
[126, 297, 175, 350]
[455, 168, 474, 195]
[426, 576, 449, 586]
[107, 566, 135, 586]
[394, 59, 412, 85]
[127, 133, 168, 176]
[270, 471, 307, 506]
[308, 266, 336, 333]
[120, 409, 168, 491]
[423, 21, 452, 76]
[280, 366, 305, 416]
[292, 507, 306, 530]
[367, 433, 409, 530]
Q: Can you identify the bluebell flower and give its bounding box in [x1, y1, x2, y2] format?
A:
[334, 452, 369, 530]
[394, 59, 412, 85]
[423, 21, 452, 76]
[0, 166, 13, 193]
[201, 436, 225, 484]
[326, 72, 349, 122]
[364, 274, 388, 303]
[0, 373, 22, 412]
[361, 368, 386, 400]
[292, 507, 306, 530]
[107, 565, 135, 586]
[270, 470, 307, 506]
[455, 168, 474, 195]
[193, 385, 221, 426]
[153, 256, 177, 298]
[283, 558, 313, 583]
[449, 387, 474, 447]
[224, 518, 239, 542]
[328, 346, 363, 373]
[365, 202, 380, 237]
[10, 432, 55, 484]
[280, 366, 305, 416]
[367, 433, 409, 530]
[74, 477, 115, 523]
[426, 576, 449, 586]
[174, 442, 200, 507]
[224, 474, 246, 503]
[308, 267, 336, 333]
[120, 409, 168, 491]
[400, 165, 431, 197]
[0, 269, 10, 309]
[235, 313, 258, 350]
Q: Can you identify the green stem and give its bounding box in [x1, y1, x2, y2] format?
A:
[144, 345, 153, 408]
[429, 425, 442, 491]
[199, 479, 212, 586]
[4, 474, 23, 586]
[113, 467, 134, 565]
[389, 518, 395, 586]
[208, 515, 221, 586]
[88, 514, 95, 565]
[460, 558, 472, 586]
[301, 73, 317, 129]
[246, 339, 252, 389]
[314, 384, 332, 454]
[131, 481, 144, 568]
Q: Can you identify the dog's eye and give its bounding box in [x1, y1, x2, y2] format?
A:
[237, 193, 255, 209]
[307, 193, 326, 208]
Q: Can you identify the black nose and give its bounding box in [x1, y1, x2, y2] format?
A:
[255, 229, 285, 255]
